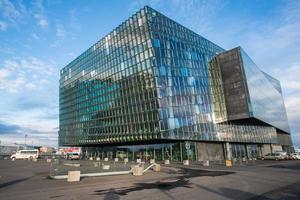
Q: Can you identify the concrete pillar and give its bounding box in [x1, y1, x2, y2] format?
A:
[180, 142, 183, 162]
[225, 142, 232, 160]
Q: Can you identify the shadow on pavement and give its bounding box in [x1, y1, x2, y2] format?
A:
[94, 167, 234, 198]
[266, 163, 300, 171]
[0, 176, 32, 189]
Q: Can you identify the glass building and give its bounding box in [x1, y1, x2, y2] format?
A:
[59, 6, 293, 162]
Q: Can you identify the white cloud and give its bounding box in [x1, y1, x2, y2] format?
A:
[0, 20, 7, 30]
[0, 103, 59, 146]
[25, 83, 36, 90]
[272, 63, 300, 146]
[31, 33, 40, 40]
[0, 0, 50, 30]
[50, 24, 66, 47]
[56, 24, 66, 37]
[69, 9, 81, 40]
[0, 57, 56, 93]
[32, 0, 48, 30]
[0, 0, 27, 29]
[273, 63, 300, 91]
[0, 0, 23, 22]
[34, 14, 48, 29]
[67, 52, 76, 58]
[129, 0, 226, 35]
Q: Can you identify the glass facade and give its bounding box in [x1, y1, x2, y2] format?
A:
[82, 142, 195, 162]
[60, 7, 159, 146]
[59, 6, 292, 160]
[148, 6, 225, 142]
[240, 49, 290, 133]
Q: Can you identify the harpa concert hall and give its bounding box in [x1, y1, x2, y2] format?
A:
[59, 6, 293, 162]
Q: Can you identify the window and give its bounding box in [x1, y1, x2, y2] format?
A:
[181, 67, 189, 77]
[153, 39, 160, 48]
[159, 66, 167, 76]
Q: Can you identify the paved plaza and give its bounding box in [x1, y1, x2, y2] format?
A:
[0, 160, 300, 200]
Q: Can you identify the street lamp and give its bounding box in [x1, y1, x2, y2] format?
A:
[24, 134, 28, 147]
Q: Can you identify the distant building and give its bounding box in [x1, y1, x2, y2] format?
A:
[0, 145, 18, 156]
[39, 146, 56, 154]
[59, 6, 293, 161]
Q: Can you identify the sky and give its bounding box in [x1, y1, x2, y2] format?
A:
[0, 0, 299, 147]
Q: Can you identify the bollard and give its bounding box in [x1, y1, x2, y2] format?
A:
[153, 164, 161, 172]
[102, 165, 110, 170]
[67, 171, 80, 182]
[164, 160, 170, 165]
[150, 159, 155, 164]
[183, 160, 189, 165]
[136, 158, 142, 163]
[104, 158, 108, 161]
[124, 158, 129, 163]
[203, 160, 209, 166]
[89, 157, 93, 161]
[114, 158, 119, 162]
[93, 162, 99, 167]
[225, 160, 232, 167]
[96, 157, 100, 161]
[132, 165, 144, 176]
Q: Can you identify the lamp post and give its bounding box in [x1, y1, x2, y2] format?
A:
[24, 134, 28, 147]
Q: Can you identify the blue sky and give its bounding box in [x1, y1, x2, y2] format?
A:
[0, 0, 299, 147]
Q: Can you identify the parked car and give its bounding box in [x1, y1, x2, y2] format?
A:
[261, 153, 285, 160]
[291, 153, 300, 160]
[10, 149, 39, 161]
[66, 152, 80, 160]
[275, 151, 287, 156]
[285, 154, 294, 160]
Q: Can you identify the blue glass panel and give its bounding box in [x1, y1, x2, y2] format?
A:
[159, 66, 167, 76]
[181, 67, 189, 77]
[153, 38, 160, 48]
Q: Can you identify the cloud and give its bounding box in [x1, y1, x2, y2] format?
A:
[0, 56, 56, 93]
[31, 33, 40, 40]
[129, 0, 226, 35]
[0, 47, 14, 55]
[67, 52, 76, 59]
[212, 1, 300, 69]
[272, 63, 300, 147]
[56, 24, 66, 37]
[34, 13, 48, 29]
[0, 121, 58, 146]
[0, 20, 7, 30]
[0, 0, 27, 29]
[50, 24, 66, 47]
[32, 0, 48, 29]
[0, 0, 49, 30]
[0, 122, 22, 134]
[14, 97, 52, 111]
[69, 9, 81, 39]
[0, 0, 24, 22]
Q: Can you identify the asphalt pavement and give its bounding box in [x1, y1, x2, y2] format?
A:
[0, 159, 300, 200]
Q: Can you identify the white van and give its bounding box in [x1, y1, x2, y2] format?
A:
[11, 149, 39, 161]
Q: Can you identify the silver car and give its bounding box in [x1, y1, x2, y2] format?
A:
[291, 153, 300, 160]
[262, 153, 285, 160]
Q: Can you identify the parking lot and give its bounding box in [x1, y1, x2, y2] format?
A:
[0, 159, 300, 200]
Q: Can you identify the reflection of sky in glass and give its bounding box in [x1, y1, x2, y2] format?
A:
[60, 6, 281, 145]
[241, 49, 290, 133]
